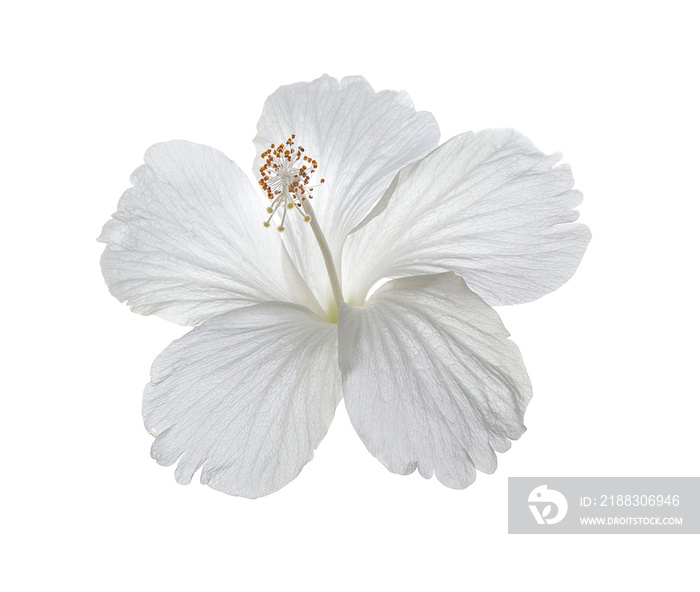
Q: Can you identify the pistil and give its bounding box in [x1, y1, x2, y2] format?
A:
[258, 135, 343, 313]
[300, 199, 343, 311]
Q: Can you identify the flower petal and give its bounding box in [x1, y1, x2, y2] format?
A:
[343, 129, 591, 306]
[99, 140, 321, 325]
[144, 302, 341, 498]
[337, 272, 532, 488]
[253, 75, 440, 309]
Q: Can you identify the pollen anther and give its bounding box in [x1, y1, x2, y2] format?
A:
[258, 135, 322, 227]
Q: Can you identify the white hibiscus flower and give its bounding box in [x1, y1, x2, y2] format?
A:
[99, 75, 590, 498]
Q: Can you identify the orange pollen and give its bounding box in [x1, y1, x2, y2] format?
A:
[258, 134, 324, 231]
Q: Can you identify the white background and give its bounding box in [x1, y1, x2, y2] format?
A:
[2, 1, 698, 590]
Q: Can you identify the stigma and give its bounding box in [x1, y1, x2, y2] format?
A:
[258, 134, 324, 231]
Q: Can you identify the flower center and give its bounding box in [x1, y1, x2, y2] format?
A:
[258, 135, 324, 232]
[257, 134, 344, 317]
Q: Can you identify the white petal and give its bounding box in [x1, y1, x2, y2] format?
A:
[337, 272, 532, 488]
[343, 129, 591, 306]
[99, 140, 321, 325]
[144, 302, 341, 498]
[253, 75, 440, 309]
